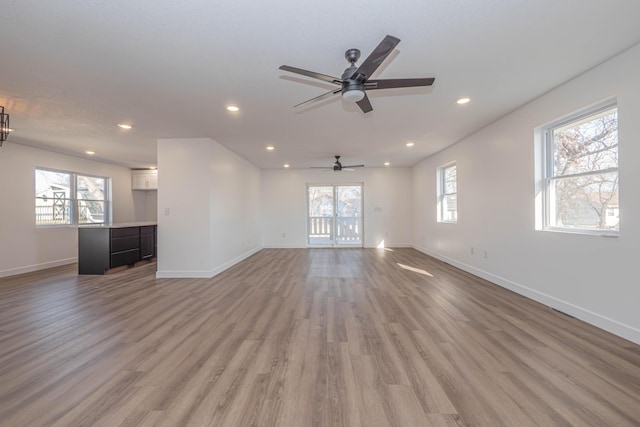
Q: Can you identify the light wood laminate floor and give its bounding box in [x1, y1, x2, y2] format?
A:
[1, 248, 639, 426]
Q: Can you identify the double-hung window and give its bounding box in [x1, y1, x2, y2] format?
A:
[438, 162, 457, 223]
[35, 168, 109, 226]
[542, 102, 619, 234]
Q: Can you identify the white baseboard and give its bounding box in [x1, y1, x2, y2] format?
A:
[264, 243, 414, 249]
[412, 244, 640, 345]
[155, 270, 216, 279]
[155, 246, 263, 279]
[0, 258, 77, 278]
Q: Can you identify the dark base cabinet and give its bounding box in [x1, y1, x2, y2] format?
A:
[78, 224, 156, 275]
[140, 226, 156, 260]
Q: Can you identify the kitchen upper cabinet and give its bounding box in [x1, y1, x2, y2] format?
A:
[132, 169, 158, 190]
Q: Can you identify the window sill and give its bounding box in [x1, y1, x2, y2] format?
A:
[539, 227, 619, 237]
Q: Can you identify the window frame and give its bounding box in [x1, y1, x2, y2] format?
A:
[437, 162, 457, 223]
[35, 167, 111, 227]
[541, 100, 619, 236]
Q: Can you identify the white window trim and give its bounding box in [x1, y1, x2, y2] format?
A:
[539, 99, 619, 236]
[437, 161, 457, 223]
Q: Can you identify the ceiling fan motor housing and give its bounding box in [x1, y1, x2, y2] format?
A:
[341, 65, 365, 100]
[333, 156, 342, 171]
[342, 80, 364, 96]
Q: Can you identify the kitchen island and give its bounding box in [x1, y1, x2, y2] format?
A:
[78, 222, 157, 275]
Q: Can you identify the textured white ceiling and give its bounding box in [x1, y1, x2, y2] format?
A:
[2, 0, 640, 169]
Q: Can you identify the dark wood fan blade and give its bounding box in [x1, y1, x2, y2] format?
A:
[351, 35, 401, 80]
[356, 94, 373, 113]
[294, 88, 342, 108]
[366, 77, 435, 90]
[279, 65, 342, 84]
[342, 164, 365, 168]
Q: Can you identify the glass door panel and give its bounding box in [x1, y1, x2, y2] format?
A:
[308, 186, 334, 245]
[335, 185, 362, 245]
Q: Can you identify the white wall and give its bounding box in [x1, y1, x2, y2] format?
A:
[262, 167, 412, 248]
[156, 138, 262, 278]
[412, 44, 640, 344]
[133, 190, 158, 223]
[0, 143, 153, 277]
[209, 143, 262, 265]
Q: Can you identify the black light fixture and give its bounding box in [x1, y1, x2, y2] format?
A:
[0, 106, 9, 146]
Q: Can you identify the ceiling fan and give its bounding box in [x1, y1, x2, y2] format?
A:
[279, 35, 435, 113]
[312, 155, 364, 172]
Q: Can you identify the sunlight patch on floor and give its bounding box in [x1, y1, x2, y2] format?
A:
[376, 240, 395, 251]
[396, 263, 434, 277]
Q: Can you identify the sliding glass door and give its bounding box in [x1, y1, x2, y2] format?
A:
[307, 184, 363, 246]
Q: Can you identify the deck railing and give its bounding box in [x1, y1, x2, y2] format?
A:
[309, 216, 361, 244]
[336, 216, 361, 242]
[35, 204, 71, 225]
[35, 205, 104, 225]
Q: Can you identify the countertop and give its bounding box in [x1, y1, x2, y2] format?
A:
[78, 222, 157, 228]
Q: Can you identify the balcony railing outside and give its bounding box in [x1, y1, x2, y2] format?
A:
[35, 204, 104, 225]
[36, 204, 71, 225]
[309, 216, 361, 245]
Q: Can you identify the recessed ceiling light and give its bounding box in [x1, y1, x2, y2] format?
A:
[117, 124, 132, 129]
[266, 145, 275, 151]
[283, 164, 290, 168]
[85, 151, 95, 155]
[384, 162, 390, 166]
[406, 142, 414, 147]
[457, 97, 471, 105]
[226, 105, 240, 112]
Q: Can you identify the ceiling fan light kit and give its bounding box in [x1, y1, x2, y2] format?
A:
[279, 35, 435, 113]
[342, 89, 365, 102]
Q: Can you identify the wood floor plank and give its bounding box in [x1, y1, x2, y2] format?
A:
[1, 248, 640, 426]
[387, 322, 457, 415]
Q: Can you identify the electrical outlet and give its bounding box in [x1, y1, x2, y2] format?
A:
[282, 232, 286, 238]
[484, 250, 488, 259]
[470, 247, 474, 255]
